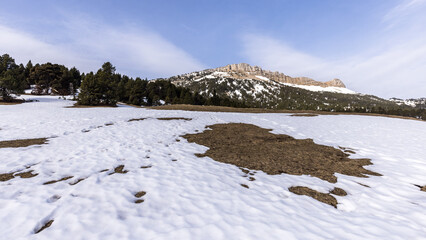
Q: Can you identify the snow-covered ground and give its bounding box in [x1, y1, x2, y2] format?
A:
[1, 96, 425, 240]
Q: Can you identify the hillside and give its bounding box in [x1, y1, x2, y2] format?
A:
[163, 64, 422, 117]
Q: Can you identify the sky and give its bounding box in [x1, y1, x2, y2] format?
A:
[0, 0, 425, 98]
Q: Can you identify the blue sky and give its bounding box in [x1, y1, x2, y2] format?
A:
[0, 0, 425, 98]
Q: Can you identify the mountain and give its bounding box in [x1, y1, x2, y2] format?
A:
[389, 97, 426, 109]
[163, 63, 414, 112]
[215, 63, 347, 88]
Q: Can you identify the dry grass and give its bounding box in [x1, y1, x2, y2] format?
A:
[289, 186, 338, 208]
[128, 118, 147, 122]
[157, 117, 192, 121]
[34, 220, 54, 234]
[0, 170, 38, 182]
[183, 123, 382, 207]
[66, 104, 117, 108]
[108, 165, 128, 175]
[150, 104, 422, 121]
[183, 123, 381, 183]
[290, 113, 318, 117]
[134, 191, 146, 204]
[43, 176, 73, 185]
[0, 138, 48, 148]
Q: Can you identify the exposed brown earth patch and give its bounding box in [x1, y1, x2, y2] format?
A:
[134, 191, 146, 198]
[140, 165, 152, 169]
[128, 118, 147, 122]
[289, 186, 338, 208]
[157, 117, 192, 121]
[357, 182, 370, 188]
[0, 138, 48, 148]
[0, 172, 15, 182]
[183, 123, 380, 183]
[69, 178, 86, 185]
[241, 184, 249, 189]
[290, 113, 318, 117]
[66, 104, 117, 108]
[134, 191, 146, 204]
[15, 170, 38, 179]
[0, 170, 38, 182]
[109, 165, 128, 175]
[330, 187, 347, 196]
[43, 176, 73, 185]
[34, 219, 54, 234]
[99, 169, 109, 172]
[150, 104, 422, 121]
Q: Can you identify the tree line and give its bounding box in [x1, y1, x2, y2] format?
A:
[77, 62, 244, 107]
[0, 53, 81, 101]
[0, 53, 243, 108]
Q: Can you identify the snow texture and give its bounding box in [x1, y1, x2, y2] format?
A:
[0, 96, 425, 240]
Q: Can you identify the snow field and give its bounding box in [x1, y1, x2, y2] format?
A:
[0, 96, 425, 239]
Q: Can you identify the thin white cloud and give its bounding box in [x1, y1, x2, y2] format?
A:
[242, 1, 426, 99]
[383, 0, 426, 22]
[0, 18, 204, 78]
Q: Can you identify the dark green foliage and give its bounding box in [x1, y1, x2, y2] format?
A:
[28, 62, 81, 95]
[77, 62, 118, 106]
[77, 63, 244, 108]
[0, 54, 27, 101]
[171, 75, 425, 120]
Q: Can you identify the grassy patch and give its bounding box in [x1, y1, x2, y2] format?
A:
[34, 220, 54, 234]
[157, 117, 192, 121]
[43, 176, 73, 185]
[66, 103, 117, 108]
[183, 123, 380, 183]
[289, 186, 338, 208]
[0, 138, 48, 148]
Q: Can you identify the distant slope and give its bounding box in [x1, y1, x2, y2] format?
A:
[162, 64, 407, 112]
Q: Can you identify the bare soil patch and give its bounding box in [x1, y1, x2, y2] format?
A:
[128, 118, 147, 122]
[34, 219, 54, 234]
[330, 187, 347, 196]
[140, 165, 152, 169]
[0, 172, 14, 182]
[290, 113, 318, 117]
[43, 176, 73, 185]
[134, 191, 146, 204]
[0, 138, 48, 148]
[69, 178, 86, 185]
[0, 170, 38, 182]
[109, 165, 128, 175]
[289, 186, 338, 208]
[183, 123, 380, 183]
[66, 104, 117, 108]
[15, 170, 38, 179]
[157, 117, 192, 121]
[134, 191, 146, 198]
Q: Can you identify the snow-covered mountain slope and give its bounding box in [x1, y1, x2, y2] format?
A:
[165, 70, 403, 111]
[390, 97, 426, 108]
[171, 69, 357, 95]
[1, 96, 426, 239]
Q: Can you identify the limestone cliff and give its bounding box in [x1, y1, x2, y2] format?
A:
[213, 63, 346, 88]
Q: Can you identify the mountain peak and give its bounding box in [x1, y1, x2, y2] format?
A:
[211, 63, 345, 88]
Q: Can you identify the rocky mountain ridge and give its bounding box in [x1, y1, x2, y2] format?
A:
[213, 63, 346, 88]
